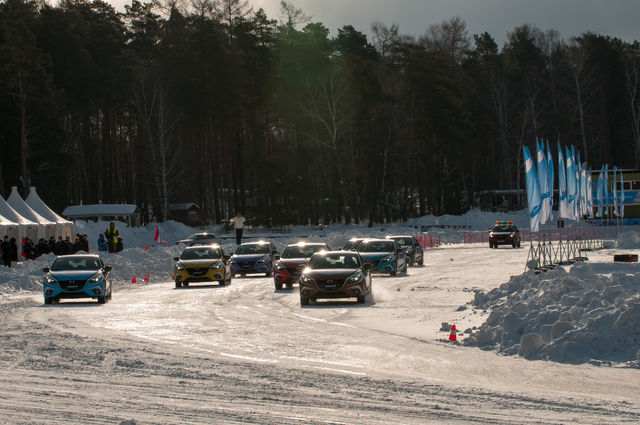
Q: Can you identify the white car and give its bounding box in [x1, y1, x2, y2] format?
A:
[176, 233, 221, 246]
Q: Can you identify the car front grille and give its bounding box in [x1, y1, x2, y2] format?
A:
[238, 262, 254, 269]
[316, 279, 345, 290]
[365, 260, 380, 267]
[59, 280, 86, 291]
[188, 267, 207, 276]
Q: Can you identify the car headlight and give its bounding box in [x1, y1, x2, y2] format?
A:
[256, 256, 269, 264]
[208, 261, 224, 270]
[88, 273, 104, 283]
[299, 274, 314, 285]
[489, 232, 495, 238]
[404, 248, 411, 254]
[381, 254, 394, 263]
[510, 233, 515, 238]
[274, 261, 286, 271]
[175, 263, 186, 271]
[346, 272, 364, 284]
[44, 275, 57, 284]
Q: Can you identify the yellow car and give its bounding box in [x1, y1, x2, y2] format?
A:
[173, 245, 231, 288]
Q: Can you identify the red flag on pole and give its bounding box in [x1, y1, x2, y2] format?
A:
[154, 225, 159, 242]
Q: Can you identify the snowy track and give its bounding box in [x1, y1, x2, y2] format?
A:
[1, 244, 640, 423]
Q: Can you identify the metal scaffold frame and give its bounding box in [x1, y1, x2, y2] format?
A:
[524, 228, 611, 272]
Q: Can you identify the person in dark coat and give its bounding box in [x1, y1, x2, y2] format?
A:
[55, 236, 65, 256]
[9, 237, 18, 263]
[2, 235, 11, 267]
[79, 233, 89, 252]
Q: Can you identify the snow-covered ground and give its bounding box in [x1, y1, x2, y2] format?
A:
[1, 210, 640, 424]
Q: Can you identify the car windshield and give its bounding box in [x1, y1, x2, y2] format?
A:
[308, 253, 360, 269]
[181, 247, 222, 260]
[390, 237, 411, 246]
[358, 241, 396, 253]
[492, 225, 516, 232]
[51, 257, 101, 271]
[282, 245, 327, 258]
[235, 244, 270, 255]
[342, 240, 362, 251]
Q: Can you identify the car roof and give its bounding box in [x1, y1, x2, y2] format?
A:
[183, 244, 221, 250]
[359, 238, 395, 243]
[386, 235, 414, 238]
[312, 250, 359, 256]
[286, 242, 328, 247]
[191, 233, 216, 236]
[240, 241, 271, 245]
[55, 254, 100, 259]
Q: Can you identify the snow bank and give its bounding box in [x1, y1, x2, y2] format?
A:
[465, 262, 640, 366]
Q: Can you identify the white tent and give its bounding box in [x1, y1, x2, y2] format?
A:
[7, 186, 57, 239]
[0, 213, 19, 242]
[25, 187, 74, 239]
[0, 194, 39, 243]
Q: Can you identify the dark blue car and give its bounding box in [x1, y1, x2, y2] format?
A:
[230, 241, 279, 277]
[42, 254, 112, 304]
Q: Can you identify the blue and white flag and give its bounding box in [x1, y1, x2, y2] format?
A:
[587, 170, 594, 218]
[536, 140, 550, 224]
[575, 151, 582, 220]
[604, 164, 609, 217]
[580, 165, 588, 218]
[566, 147, 577, 220]
[613, 166, 619, 216]
[596, 166, 604, 218]
[558, 144, 569, 218]
[547, 141, 554, 221]
[523, 146, 542, 233]
[621, 170, 625, 218]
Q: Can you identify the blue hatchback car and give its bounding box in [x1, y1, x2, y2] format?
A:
[230, 241, 279, 277]
[356, 238, 407, 276]
[42, 254, 113, 304]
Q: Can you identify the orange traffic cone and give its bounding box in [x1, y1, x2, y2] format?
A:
[449, 324, 457, 342]
[131, 274, 137, 283]
[143, 273, 149, 282]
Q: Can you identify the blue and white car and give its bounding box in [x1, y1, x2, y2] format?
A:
[230, 241, 279, 277]
[42, 254, 113, 304]
[356, 238, 407, 276]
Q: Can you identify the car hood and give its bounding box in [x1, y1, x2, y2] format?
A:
[359, 252, 391, 261]
[232, 254, 269, 262]
[304, 269, 359, 280]
[179, 259, 221, 267]
[49, 270, 100, 281]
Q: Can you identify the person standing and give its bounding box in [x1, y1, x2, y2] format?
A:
[2, 235, 10, 267]
[230, 212, 246, 245]
[105, 222, 120, 253]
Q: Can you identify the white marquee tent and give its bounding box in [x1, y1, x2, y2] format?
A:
[0, 213, 19, 242]
[7, 187, 57, 239]
[0, 194, 39, 242]
[25, 187, 74, 239]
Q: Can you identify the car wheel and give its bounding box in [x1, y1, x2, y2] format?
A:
[357, 295, 365, 304]
[265, 270, 272, 277]
[44, 297, 53, 305]
[97, 295, 107, 304]
[275, 282, 283, 290]
[300, 296, 309, 306]
[418, 257, 424, 266]
[286, 281, 293, 289]
[390, 266, 397, 276]
[218, 280, 226, 286]
[183, 281, 189, 287]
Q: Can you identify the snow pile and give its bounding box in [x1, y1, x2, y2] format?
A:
[465, 262, 640, 366]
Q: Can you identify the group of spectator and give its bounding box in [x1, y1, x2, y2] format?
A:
[1, 222, 127, 268]
[1, 233, 91, 267]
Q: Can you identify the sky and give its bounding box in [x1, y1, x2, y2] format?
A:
[107, 0, 640, 46]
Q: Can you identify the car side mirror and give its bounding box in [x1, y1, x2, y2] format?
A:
[223, 255, 230, 261]
[274, 255, 280, 260]
[363, 263, 372, 270]
[104, 265, 112, 273]
[173, 257, 179, 261]
[42, 267, 50, 273]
